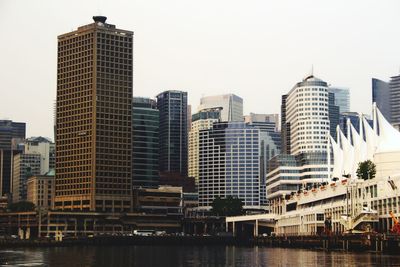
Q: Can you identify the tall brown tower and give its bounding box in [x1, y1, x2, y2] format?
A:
[55, 16, 133, 212]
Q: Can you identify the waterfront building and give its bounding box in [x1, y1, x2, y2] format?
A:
[27, 170, 55, 210]
[133, 186, 183, 217]
[281, 75, 331, 156]
[55, 16, 133, 212]
[328, 87, 350, 113]
[372, 78, 391, 123]
[198, 122, 272, 210]
[0, 120, 25, 196]
[198, 94, 243, 122]
[132, 97, 159, 188]
[389, 74, 400, 130]
[266, 152, 330, 201]
[274, 106, 400, 235]
[12, 153, 41, 202]
[274, 75, 338, 201]
[157, 90, 188, 176]
[188, 108, 221, 187]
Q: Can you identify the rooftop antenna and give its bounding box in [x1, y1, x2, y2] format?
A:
[311, 64, 314, 76]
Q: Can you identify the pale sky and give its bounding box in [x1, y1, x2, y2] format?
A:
[1, 0, 400, 139]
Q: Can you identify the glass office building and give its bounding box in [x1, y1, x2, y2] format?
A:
[198, 122, 274, 210]
[389, 74, 400, 130]
[157, 90, 188, 176]
[0, 120, 26, 196]
[372, 78, 391, 123]
[132, 97, 159, 188]
[328, 87, 350, 113]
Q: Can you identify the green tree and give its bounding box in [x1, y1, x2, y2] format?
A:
[356, 160, 376, 180]
[211, 196, 244, 216]
[8, 201, 35, 212]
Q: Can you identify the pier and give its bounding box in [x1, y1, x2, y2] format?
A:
[253, 234, 400, 253]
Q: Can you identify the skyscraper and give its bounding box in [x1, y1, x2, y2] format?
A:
[157, 90, 188, 176]
[198, 122, 272, 210]
[329, 92, 340, 140]
[281, 95, 291, 154]
[328, 87, 350, 113]
[55, 16, 133, 212]
[389, 74, 400, 130]
[372, 78, 391, 123]
[281, 75, 330, 155]
[0, 120, 25, 196]
[12, 153, 41, 202]
[188, 108, 221, 186]
[132, 97, 159, 188]
[198, 94, 243, 122]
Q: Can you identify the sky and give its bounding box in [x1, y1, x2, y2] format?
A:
[1, 0, 400, 139]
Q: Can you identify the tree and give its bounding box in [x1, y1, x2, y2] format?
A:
[8, 201, 35, 212]
[211, 196, 244, 216]
[357, 160, 376, 180]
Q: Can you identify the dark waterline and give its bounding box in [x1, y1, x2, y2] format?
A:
[1, 245, 400, 267]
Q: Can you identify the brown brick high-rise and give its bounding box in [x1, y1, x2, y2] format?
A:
[55, 16, 133, 212]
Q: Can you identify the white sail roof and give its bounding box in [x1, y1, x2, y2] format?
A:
[339, 130, 354, 177]
[363, 116, 377, 160]
[350, 123, 366, 177]
[376, 108, 400, 153]
[330, 136, 343, 179]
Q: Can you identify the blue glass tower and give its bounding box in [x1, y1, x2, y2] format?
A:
[132, 97, 159, 188]
[157, 90, 188, 176]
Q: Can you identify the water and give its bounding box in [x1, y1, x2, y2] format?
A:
[0, 246, 399, 267]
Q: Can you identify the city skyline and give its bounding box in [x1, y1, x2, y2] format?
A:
[1, 0, 400, 138]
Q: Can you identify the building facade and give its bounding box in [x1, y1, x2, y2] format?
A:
[266, 152, 330, 201]
[55, 16, 133, 212]
[198, 94, 243, 122]
[0, 120, 25, 196]
[198, 122, 272, 210]
[27, 171, 55, 210]
[328, 87, 350, 113]
[132, 97, 159, 188]
[282, 75, 331, 156]
[188, 108, 221, 186]
[24, 137, 55, 175]
[329, 92, 340, 140]
[12, 153, 41, 202]
[372, 78, 391, 123]
[157, 90, 188, 176]
[244, 113, 280, 132]
[389, 74, 400, 130]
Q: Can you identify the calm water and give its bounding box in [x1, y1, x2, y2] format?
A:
[0, 245, 399, 267]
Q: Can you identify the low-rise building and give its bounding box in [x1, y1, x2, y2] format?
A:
[27, 170, 55, 210]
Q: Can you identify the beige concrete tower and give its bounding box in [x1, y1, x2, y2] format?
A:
[55, 16, 133, 212]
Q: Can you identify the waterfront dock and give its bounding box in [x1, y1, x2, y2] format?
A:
[253, 234, 400, 253]
[1, 234, 400, 254]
